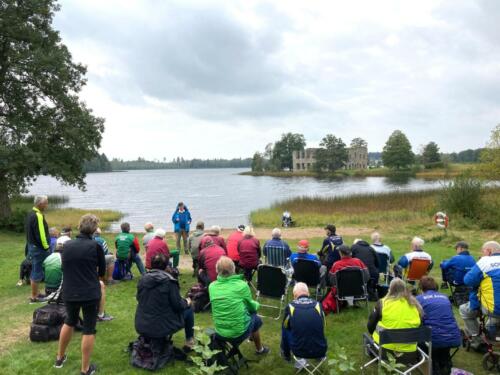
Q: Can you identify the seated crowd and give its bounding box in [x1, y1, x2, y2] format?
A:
[20, 196, 500, 375]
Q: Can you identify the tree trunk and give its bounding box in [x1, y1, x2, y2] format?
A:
[0, 182, 12, 221]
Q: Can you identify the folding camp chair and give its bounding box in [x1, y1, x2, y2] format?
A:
[404, 258, 431, 284]
[292, 355, 327, 375]
[334, 267, 369, 314]
[256, 265, 289, 320]
[361, 326, 432, 375]
[265, 245, 290, 268]
[293, 259, 323, 300]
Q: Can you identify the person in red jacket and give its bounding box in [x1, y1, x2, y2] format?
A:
[198, 238, 226, 286]
[200, 226, 227, 251]
[238, 226, 261, 282]
[145, 229, 170, 270]
[322, 245, 369, 314]
[226, 225, 245, 266]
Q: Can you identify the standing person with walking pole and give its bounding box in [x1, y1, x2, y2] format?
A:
[172, 202, 191, 254]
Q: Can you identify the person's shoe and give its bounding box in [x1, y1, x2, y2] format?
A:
[182, 337, 195, 353]
[29, 294, 47, 304]
[54, 354, 67, 368]
[256, 346, 270, 355]
[81, 363, 97, 375]
[294, 358, 308, 369]
[97, 313, 114, 322]
[440, 282, 449, 289]
[16, 280, 23, 287]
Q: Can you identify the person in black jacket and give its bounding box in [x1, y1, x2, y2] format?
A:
[25, 195, 50, 303]
[54, 214, 105, 375]
[135, 253, 195, 350]
[352, 239, 379, 301]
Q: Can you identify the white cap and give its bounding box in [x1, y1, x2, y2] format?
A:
[154, 228, 166, 238]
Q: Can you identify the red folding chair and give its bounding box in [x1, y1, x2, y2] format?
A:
[404, 258, 431, 283]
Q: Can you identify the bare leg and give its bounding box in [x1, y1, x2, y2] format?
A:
[106, 263, 114, 282]
[251, 331, 263, 351]
[81, 334, 96, 373]
[31, 280, 38, 299]
[57, 324, 74, 359]
[99, 281, 105, 315]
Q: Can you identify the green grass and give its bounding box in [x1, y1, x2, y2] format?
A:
[0, 230, 498, 374]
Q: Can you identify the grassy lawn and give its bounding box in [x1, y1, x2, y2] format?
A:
[0, 226, 498, 374]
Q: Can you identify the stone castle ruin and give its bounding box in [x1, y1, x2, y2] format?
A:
[292, 145, 368, 172]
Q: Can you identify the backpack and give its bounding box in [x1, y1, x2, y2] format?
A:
[186, 283, 210, 313]
[113, 259, 128, 280]
[30, 324, 62, 342]
[128, 336, 186, 371]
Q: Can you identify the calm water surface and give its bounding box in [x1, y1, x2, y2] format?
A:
[27, 169, 444, 231]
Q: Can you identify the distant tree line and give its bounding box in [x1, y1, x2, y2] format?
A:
[83, 153, 112, 172]
[110, 157, 252, 170]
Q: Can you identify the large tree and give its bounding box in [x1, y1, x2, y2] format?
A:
[314, 134, 348, 172]
[271, 133, 306, 170]
[0, 0, 104, 219]
[421, 141, 441, 167]
[479, 124, 500, 179]
[382, 130, 414, 169]
[350, 137, 368, 148]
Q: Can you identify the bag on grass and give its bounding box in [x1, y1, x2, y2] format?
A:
[129, 336, 176, 371]
[32, 303, 66, 326]
[186, 283, 210, 313]
[113, 259, 128, 280]
[30, 323, 61, 342]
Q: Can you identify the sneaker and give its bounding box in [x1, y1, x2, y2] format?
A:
[81, 363, 97, 375]
[294, 358, 308, 369]
[256, 346, 270, 355]
[54, 354, 67, 368]
[29, 295, 47, 304]
[16, 280, 23, 287]
[97, 313, 114, 322]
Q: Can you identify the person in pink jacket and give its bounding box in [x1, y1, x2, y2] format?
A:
[237, 226, 261, 282]
[226, 225, 245, 267]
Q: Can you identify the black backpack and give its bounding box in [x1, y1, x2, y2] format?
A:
[128, 336, 186, 371]
[30, 303, 67, 342]
[187, 283, 210, 313]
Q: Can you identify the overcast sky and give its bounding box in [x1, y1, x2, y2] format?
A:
[54, 0, 500, 160]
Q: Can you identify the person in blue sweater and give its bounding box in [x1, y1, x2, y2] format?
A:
[417, 276, 461, 375]
[291, 240, 327, 287]
[440, 241, 476, 289]
[317, 224, 343, 272]
[263, 228, 292, 268]
[171, 202, 192, 254]
[281, 282, 327, 368]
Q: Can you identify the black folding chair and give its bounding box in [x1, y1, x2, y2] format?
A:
[361, 326, 432, 375]
[293, 259, 322, 300]
[334, 267, 368, 314]
[377, 253, 390, 283]
[265, 245, 290, 268]
[256, 265, 289, 320]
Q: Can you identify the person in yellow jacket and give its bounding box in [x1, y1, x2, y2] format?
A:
[366, 278, 423, 363]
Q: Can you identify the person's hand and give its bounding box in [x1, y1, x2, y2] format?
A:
[185, 297, 192, 306]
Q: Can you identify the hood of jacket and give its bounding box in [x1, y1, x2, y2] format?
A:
[141, 269, 177, 290]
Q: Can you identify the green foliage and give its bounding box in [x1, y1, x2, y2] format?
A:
[439, 173, 484, 219]
[379, 352, 406, 374]
[84, 153, 112, 173]
[479, 124, 500, 180]
[0, 208, 28, 232]
[350, 137, 368, 148]
[328, 345, 356, 373]
[382, 130, 414, 169]
[110, 157, 252, 170]
[187, 328, 226, 375]
[314, 135, 348, 172]
[0, 0, 105, 219]
[422, 142, 441, 168]
[271, 133, 306, 171]
[251, 152, 265, 172]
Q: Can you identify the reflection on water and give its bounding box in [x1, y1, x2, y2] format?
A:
[27, 169, 445, 232]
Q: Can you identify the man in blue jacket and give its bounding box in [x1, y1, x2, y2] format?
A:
[317, 224, 343, 271]
[281, 282, 327, 368]
[172, 202, 192, 254]
[440, 241, 476, 289]
[460, 241, 500, 349]
[417, 276, 461, 375]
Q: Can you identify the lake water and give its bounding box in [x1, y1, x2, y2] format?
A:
[27, 168, 445, 232]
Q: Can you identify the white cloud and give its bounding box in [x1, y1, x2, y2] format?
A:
[54, 0, 500, 159]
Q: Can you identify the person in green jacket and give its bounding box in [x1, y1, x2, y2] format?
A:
[208, 256, 270, 355]
[43, 236, 70, 295]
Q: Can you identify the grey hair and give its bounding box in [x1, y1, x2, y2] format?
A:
[271, 228, 281, 238]
[216, 256, 235, 277]
[293, 282, 309, 297]
[411, 236, 425, 249]
[483, 241, 500, 254]
[34, 195, 48, 206]
[79, 214, 100, 236]
[144, 222, 154, 232]
[386, 278, 423, 316]
[371, 232, 381, 243]
[210, 225, 221, 235]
